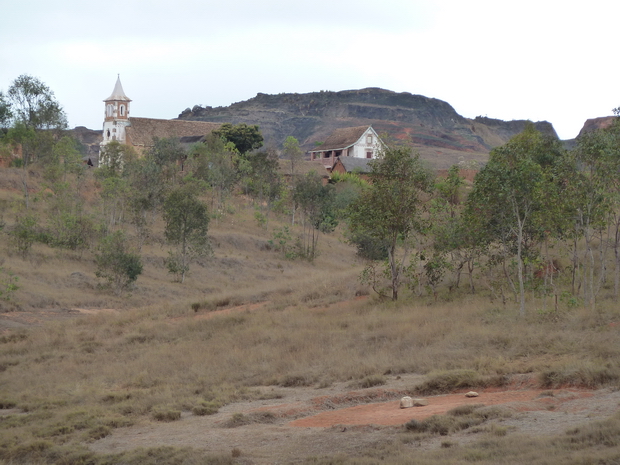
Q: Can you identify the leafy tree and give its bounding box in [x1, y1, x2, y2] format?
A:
[283, 136, 304, 223]
[348, 146, 433, 300]
[9, 213, 39, 258]
[44, 136, 84, 184]
[241, 149, 282, 215]
[188, 134, 238, 212]
[43, 181, 94, 252]
[98, 140, 137, 176]
[5, 75, 67, 131]
[293, 172, 337, 260]
[570, 120, 620, 306]
[147, 137, 187, 185]
[163, 183, 211, 283]
[213, 123, 263, 155]
[0, 267, 19, 302]
[95, 231, 143, 295]
[0, 91, 11, 128]
[464, 123, 565, 315]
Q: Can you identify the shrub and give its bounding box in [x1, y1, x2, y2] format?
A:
[95, 230, 143, 295]
[192, 401, 219, 416]
[414, 370, 506, 395]
[152, 408, 181, 422]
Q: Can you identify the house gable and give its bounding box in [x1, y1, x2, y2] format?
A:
[309, 126, 383, 168]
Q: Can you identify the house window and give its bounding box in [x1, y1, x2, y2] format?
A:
[366, 151, 372, 158]
[367, 134, 373, 144]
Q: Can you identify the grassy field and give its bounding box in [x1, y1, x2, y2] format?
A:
[1, 167, 620, 463]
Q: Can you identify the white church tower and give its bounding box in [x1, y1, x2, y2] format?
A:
[101, 75, 131, 147]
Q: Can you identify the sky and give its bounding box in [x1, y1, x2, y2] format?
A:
[1, 0, 618, 140]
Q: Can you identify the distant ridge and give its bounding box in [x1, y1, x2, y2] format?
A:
[178, 88, 558, 168]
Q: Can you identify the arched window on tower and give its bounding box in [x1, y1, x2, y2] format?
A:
[106, 104, 113, 117]
[119, 105, 125, 116]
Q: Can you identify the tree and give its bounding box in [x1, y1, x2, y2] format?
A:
[569, 120, 620, 306]
[293, 172, 337, 260]
[0, 91, 12, 128]
[147, 137, 187, 185]
[283, 136, 304, 223]
[95, 231, 143, 295]
[241, 149, 282, 215]
[98, 140, 137, 176]
[188, 134, 239, 212]
[5, 75, 67, 132]
[348, 146, 434, 300]
[213, 123, 263, 155]
[9, 213, 39, 258]
[464, 123, 565, 315]
[163, 184, 211, 283]
[44, 136, 84, 184]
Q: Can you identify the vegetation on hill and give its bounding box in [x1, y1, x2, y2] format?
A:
[1, 77, 620, 463]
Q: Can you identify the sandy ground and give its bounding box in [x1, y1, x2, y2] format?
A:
[89, 373, 620, 464]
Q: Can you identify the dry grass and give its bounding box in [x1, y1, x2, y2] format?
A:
[2, 166, 620, 463]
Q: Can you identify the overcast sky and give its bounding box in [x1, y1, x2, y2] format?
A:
[1, 0, 617, 140]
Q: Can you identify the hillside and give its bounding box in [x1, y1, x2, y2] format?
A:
[178, 87, 558, 168]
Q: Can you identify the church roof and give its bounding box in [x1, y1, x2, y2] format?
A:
[310, 126, 370, 152]
[104, 76, 131, 102]
[125, 117, 222, 147]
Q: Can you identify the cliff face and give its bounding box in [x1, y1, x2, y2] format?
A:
[577, 116, 617, 138]
[178, 88, 558, 168]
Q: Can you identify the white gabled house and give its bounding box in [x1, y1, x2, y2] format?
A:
[309, 126, 383, 169]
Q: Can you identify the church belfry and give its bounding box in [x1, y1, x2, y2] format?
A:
[101, 75, 131, 146]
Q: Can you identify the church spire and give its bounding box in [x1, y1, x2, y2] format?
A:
[104, 75, 131, 102]
[101, 76, 132, 150]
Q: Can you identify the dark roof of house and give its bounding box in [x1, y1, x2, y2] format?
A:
[334, 156, 373, 173]
[278, 159, 330, 177]
[126, 118, 221, 147]
[310, 126, 370, 152]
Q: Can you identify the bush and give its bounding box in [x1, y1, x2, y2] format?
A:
[95, 231, 143, 295]
[0, 267, 18, 301]
[152, 408, 181, 422]
[192, 401, 219, 416]
[414, 370, 506, 395]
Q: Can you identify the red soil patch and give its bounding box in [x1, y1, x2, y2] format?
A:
[287, 388, 593, 427]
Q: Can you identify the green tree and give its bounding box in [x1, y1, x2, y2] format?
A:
[283, 136, 304, 223]
[98, 140, 137, 176]
[95, 231, 143, 295]
[464, 123, 565, 315]
[163, 184, 211, 283]
[8, 213, 39, 258]
[188, 134, 238, 212]
[293, 172, 337, 260]
[569, 121, 620, 306]
[44, 136, 84, 184]
[241, 149, 282, 216]
[213, 123, 263, 155]
[5, 75, 67, 131]
[0, 91, 12, 128]
[147, 137, 187, 185]
[348, 146, 433, 300]
[0, 267, 19, 302]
